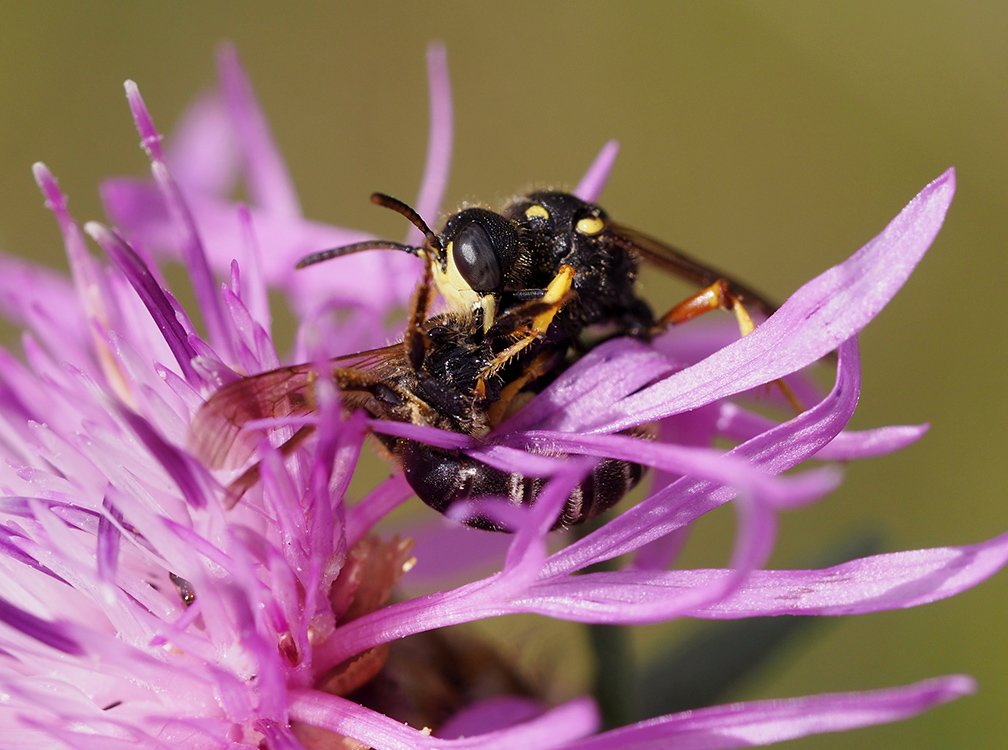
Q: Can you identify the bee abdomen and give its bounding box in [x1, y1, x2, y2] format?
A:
[398, 441, 643, 531]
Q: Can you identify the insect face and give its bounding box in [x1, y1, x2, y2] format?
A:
[430, 207, 521, 331]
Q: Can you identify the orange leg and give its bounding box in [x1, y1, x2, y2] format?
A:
[659, 279, 803, 412]
[486, 351, 559, 426]
[659, 279, 755, 336]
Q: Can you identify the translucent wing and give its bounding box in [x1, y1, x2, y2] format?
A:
[189, 343, 405, 470]
[609, 222, 777, 316]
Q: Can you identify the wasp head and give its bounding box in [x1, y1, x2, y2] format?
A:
[432, 208, 523, 330]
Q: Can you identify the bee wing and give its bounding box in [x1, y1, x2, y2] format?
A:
[609, 222, 777, 316]
[190, 343, 405, 470]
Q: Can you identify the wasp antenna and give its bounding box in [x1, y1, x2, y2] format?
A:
[296, 240, 422, 269]
[370, 192, 443, 252]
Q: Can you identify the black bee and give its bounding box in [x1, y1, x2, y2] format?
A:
[190, 191, 774, 530]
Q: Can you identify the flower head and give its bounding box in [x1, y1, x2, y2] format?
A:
[0, 44, 1004, 749]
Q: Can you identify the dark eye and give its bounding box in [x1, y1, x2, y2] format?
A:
[453, 223, 502, 292]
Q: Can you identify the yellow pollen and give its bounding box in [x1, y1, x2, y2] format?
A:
[525, 204, 550, 220]
[575, 216, 605, 235]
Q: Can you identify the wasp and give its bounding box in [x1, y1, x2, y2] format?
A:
[190, 191, 775, 530]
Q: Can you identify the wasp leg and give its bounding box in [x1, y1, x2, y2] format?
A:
[487, 297, 555, 337]
[486, 350, 561, 426]
[475, 265, 575, 398]
[657, 279, 756, 335]
[656, 280, 803, 412]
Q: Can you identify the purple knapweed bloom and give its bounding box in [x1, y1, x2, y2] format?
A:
[0, 43, 1004, 749]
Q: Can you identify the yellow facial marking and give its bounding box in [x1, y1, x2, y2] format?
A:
[525, 204, 550, 220]
[575, 216, 605, 235]
[430, 240, 497, 332]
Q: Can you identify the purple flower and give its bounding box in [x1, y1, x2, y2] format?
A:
[0, 42, 1003, 749]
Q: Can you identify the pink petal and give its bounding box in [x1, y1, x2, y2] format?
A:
[84, 223, 202, 385]
[287, 689, 597, 749]
[165, 91, 238, 196]
[520, 532, 1008, 622]
[543, 339, 862, 577]
[564, 676, 973, 749]
[493, 430, 839, 509]
[439, 696, 547, 739]
[693, 531, 1008, 617]
[583, 168, 956, 434]
[150, 160, 234, 361]
[497, 337, 675, 434]
[101, 178, 419, 319]
[124, 81, 164, 160]
[718, 402, 929, 460]
[0, 598, 84, 655]
[408, 43, 453, 246]
[217, 44, 301, 217]
[574, 140, 620, 202]
[344, 474, 414, 547]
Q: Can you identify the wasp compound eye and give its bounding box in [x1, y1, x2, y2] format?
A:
[453, 222, 502, 292]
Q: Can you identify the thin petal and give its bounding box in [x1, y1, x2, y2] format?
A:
[0, 598, 84, 655]
[150, 160, 234, 361]
[542, 339, 862, 577]
[564, 676, 973, 750]
[287, 689, 597, 750]
[124, 81, 164, 160]
[217, 44, 301, 216]
[574, 140, 620, 202]
[369, 417, 475, 449]
[408, 42, 453, 246]
[497, 337, 675, 434]
[235, 204, 272, 337]
[520, 532, 1008, 621]
[95, 497, 122, 584]
[495, 430, 839, 509]
[503, 464, 593, 577]
[630, 407, 720, 571]
[692, 531, 1008, 617]
[101, 178, 419, 318]
[84, 222, 202, 385]
[118, 408, 211, 510]
[717, 402, 929, 460]
[439, 696, 547, 739]
[584, 169, 955, 433]
[32, 163, 117, 334]
[345, 475, 413, 547]
[166, 91, 238, 196]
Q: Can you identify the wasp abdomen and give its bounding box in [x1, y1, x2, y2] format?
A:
[397, 441, 643, 531]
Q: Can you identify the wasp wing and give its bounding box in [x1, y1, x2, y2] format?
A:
[189, 343, 406, 470]
[609, 222, 777, 316]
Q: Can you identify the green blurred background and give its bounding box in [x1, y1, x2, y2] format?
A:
[1, 2, 1005, 747]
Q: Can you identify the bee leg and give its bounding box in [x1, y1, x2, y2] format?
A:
[656, 280, 803, 412]
[475, 265, 575, 397]
[404, 254, 435, 369]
